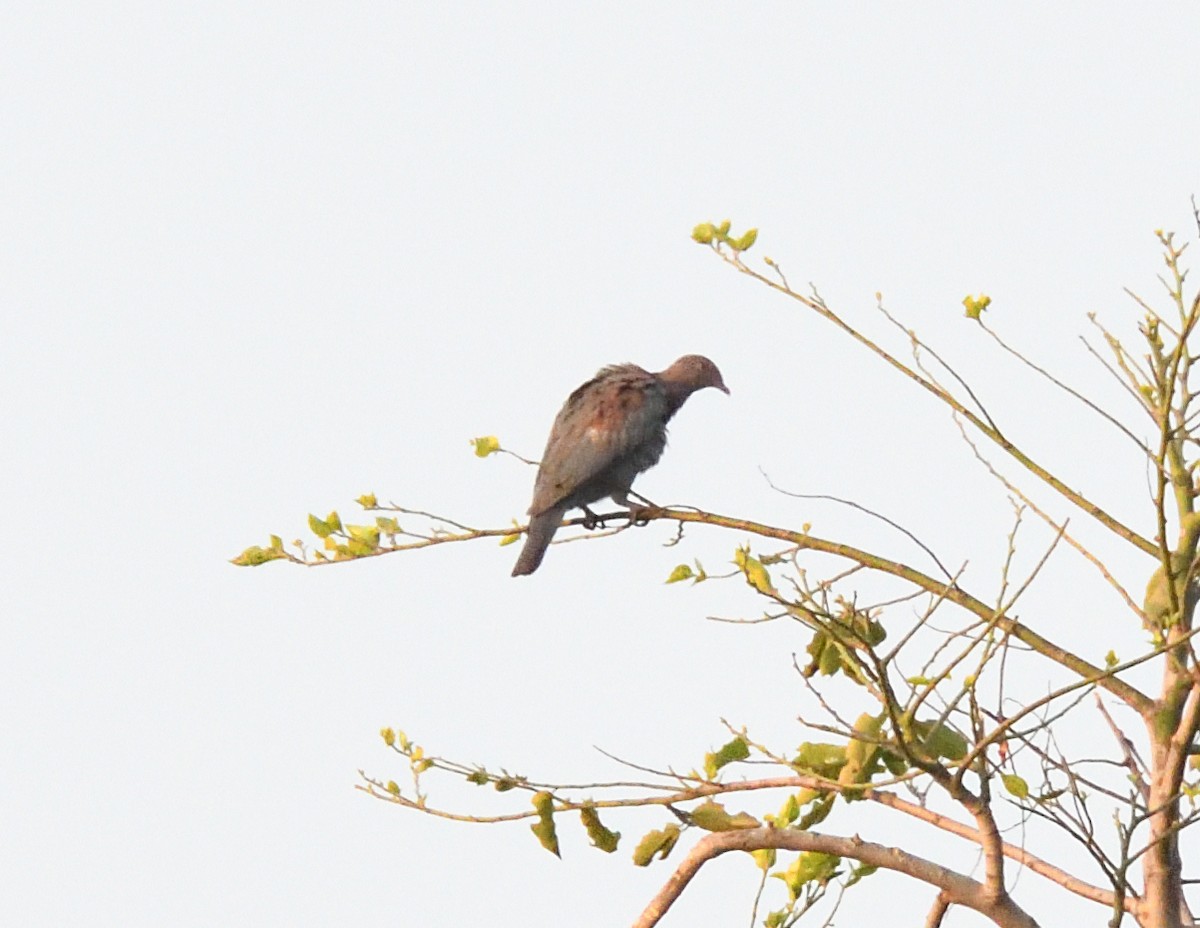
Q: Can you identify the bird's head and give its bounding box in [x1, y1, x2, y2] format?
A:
[662, 354, 730, 396]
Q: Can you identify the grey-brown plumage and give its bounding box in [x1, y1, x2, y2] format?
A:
[512, 355, 729, 576]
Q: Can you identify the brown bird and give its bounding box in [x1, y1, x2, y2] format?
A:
[512, 355, 729, 576]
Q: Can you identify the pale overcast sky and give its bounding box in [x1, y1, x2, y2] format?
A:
[5, 4, 1200, 926]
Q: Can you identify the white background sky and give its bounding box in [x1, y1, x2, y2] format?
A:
[5, 4, 1200, 926]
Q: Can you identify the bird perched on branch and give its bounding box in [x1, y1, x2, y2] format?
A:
[512, 355, 729, 576]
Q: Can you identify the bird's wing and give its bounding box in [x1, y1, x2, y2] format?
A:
[528, 365, 668, 515]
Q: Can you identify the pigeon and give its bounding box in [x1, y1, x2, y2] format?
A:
[511, 355, 729, 576]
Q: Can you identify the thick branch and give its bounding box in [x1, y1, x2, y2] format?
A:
[363, 768, 1126, 914]
[868, 789, 1128, 912]
[631, 827, 1039, 928]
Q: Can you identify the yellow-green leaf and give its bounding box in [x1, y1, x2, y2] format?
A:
[380, 727, 396, 747]
[580, 804, 620, 853]
[772, 851, 841, 901]
[386, 780, 401, 796]
[665, 564, 694, 584]
[691, 222, 716, 244]
[347, 524, 381, 547]
[269, 534, 283, 551]
[357, 492, 378, 509]
[346, 538, 375, 557]
[916, 721, 968, 761]
[734, 546, 776, 595]
[777, 793, 800, 826]
[797, 793, 834, 830]
[632, 823, 680, 867]
[529, 791, 560, 857]
[230, 545, 285, 567]
[751, 848, 776, 871]
[839, 713, 885, 794]
[704, 736, 750, 779]
[734, 227, 758, 251]
[845, 863, 877, 887]
[962, 293, 992, 320]
[690, 800, 759, 832]
[472, 435, 501, 458]
[499, 532, 520, 547]
[376, 516, 400, 534]
[325, 511, 342, 533]
[308, 513, 332, 538]
[793, 742, 846, 778]
[1001, 773, 1030, 799]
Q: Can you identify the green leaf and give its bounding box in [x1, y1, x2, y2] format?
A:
[466, 769, 489, 786]
[356, 492, 378, 509]
[665, 564, 694, 584]
[691, 222, 716, 244]
[844, 863, 877, 887]
[580, 804, 620, 853]
[1001, 773, 1030, 800]
[529, 791, 560, 857]
[269, 534, 283, 551]
[385, 780, 401, 796]
[704, 736, 750, 779]
[471, 435, 501, 457]
[690, 800, 759, 832]
[913, 720, 968, 761]
[803, 628, 856, 679]
[308, 513, 332, 538]
[230, 545, 285, 567]
[632, 823, 680, 867]
[797, 793, 834, 830]
[1105, 650, 1119, 669]
[717, 219, 732, 236]
[375, 516, 400, 534]
[792, 742, 847, 778]
[325, 510, 342, 533]
[880, 748, 909, 776]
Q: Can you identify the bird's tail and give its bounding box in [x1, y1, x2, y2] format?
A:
[511, 507, 565, 576]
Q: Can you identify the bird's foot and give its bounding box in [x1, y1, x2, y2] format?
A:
[626, 505, 652, 528]
[629, 491, 658, 509]
[581, 506, 605, 530]
[623, 492, 658, 526]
